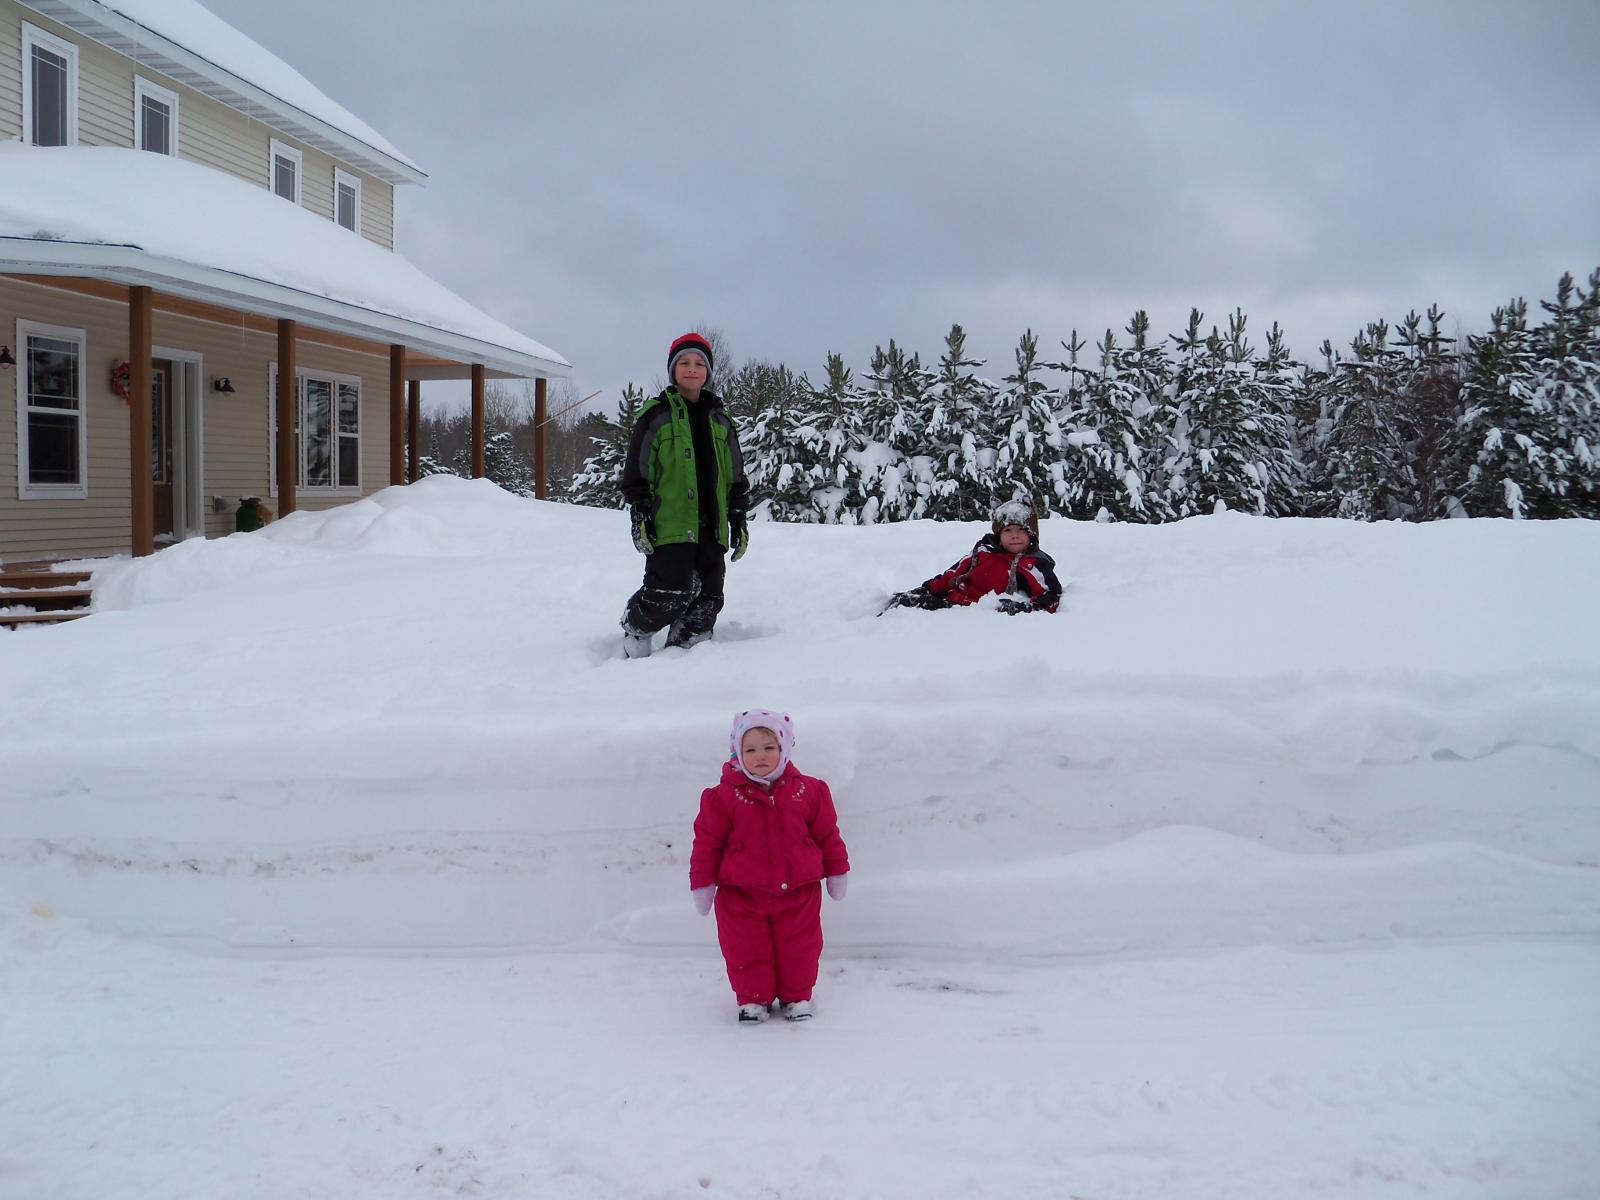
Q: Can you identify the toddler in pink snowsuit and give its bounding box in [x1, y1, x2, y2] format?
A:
[690, 709, 851, 1024]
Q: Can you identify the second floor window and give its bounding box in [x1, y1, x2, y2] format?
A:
[22, 23, 79, 147]
[135, 78, 179, 155]
[270, 139, 303, 204]
[334, 169, 362, 232]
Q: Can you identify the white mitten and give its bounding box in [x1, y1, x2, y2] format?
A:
[826, 875, 848, 901]
[692, 886, 715, 916]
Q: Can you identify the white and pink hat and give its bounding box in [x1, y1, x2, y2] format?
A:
[729, 708, 795, 784]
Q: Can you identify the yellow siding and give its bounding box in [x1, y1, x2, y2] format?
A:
[74, 30, 131, 146]
[0, 1, 397, 249]
[0, 8, 21, 139]
[298, 139, 335, 221]
[1, 278, 395, 563]
[180, 90, 270, 187]
[364, 177, 395, 249]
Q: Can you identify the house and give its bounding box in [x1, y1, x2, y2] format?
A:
[0, 0, 570, 571]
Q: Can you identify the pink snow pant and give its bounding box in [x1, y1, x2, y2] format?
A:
[714, 882, 824, 1006]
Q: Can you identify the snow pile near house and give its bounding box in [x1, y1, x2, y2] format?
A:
[3, 477, 1598, 1199]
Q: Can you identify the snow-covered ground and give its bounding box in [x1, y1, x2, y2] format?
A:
[3, 478, 1598, 1199]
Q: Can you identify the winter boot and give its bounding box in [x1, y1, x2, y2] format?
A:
[664, 591, 718, 649]
[621, 620, 653, 659]
[664, 623, 711, 650]
[736, 1003, 771, 1025]
[779, 1000, 812, 1022]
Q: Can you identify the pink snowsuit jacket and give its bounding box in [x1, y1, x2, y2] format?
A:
[690, 761, 850, 894]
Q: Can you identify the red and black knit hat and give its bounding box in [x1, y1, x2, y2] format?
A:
[668, 332, 714, 383]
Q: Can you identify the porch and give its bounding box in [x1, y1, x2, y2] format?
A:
[1, 142, 570, 568]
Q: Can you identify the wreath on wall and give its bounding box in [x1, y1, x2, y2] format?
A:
[110, 359, 131, 402]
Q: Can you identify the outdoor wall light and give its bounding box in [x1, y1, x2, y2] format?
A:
[0, 345, 15, 367]
[212, 376, 236, 393]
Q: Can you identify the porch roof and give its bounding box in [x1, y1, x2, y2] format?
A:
[0, 143, 572, 380]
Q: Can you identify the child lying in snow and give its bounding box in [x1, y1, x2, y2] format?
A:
[884, 497, 1063, 615]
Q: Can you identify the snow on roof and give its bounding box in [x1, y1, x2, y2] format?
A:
[0, 143, 570, 375]
[93, 0, 418, 172]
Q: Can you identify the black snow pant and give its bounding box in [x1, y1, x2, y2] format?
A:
[624, 540, 727, 642]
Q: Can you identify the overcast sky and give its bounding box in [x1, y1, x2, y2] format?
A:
[201, 0, 1600, 414]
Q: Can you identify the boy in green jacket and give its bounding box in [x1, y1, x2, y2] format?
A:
[618, 332, 751, 658]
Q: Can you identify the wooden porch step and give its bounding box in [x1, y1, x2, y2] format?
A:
[0, 609, 89, 629]
[0, 569, 94, 590]
[0, 587, 93, 610]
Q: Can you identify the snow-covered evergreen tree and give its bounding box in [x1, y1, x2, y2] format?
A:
[1456, 299, 1557, 518]
[416, 429, 456, 480]
[740, 363, 821, 522]
[1039, 330, 1090, 514]
[470, 429, 537, 496]
[1565, 267, 1600, 517]
[921, 324, 992, 520]
[1457, 270, 1600, 519]
[1244, 321, 1303, 516]
[1055, 314, 1164, 521]
[989, 329, 1061, 513]
[1310, 321, 1417, 520]
[1392, 306, 1463, 520]
[804, 352, 870, 523]
[857, 340, 928, 521]
[563, 387, 638, 508]
[1291, 341, 1340, 517]
[1156, 310, 1296, 517]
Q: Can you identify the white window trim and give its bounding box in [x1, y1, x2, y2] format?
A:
[269, 138, 304, 205]
[21, 21, 80, 148]
[153, 344, 205, 539]
[333, 168, 363, 233]
[133, 76, 181, 156]
[16, 319, 90, 501]
[329, 374, 364, 494]
[268, 363, 363, 497]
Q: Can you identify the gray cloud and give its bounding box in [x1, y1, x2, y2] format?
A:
[203, 0, 1600, 408]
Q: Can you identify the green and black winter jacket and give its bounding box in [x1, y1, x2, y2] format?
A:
[619, 387, 749, 550]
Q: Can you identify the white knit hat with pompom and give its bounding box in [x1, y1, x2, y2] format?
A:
[729, 708, 795, 783]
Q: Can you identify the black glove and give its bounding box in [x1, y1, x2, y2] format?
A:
[728, 510, 749, 562]
[886, 585, 949, 612]
[996, 597, 1036, 615]
[630, 506, 654, 556]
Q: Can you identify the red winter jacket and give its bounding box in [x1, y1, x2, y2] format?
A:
[690, 761, 850, 894]
[925, 534, 1063, 612]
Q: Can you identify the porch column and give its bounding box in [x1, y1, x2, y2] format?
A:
[128, 286, 154, 557]
[389, 344, 406, 485]
[470, 364, 486, 479]
[534, 376, 548, 499]
[277, 319, 297, 515]
[407, 379, 421, 483]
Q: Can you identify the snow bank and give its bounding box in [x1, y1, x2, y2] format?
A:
[4, 480, 1598, 1198]
[3, 476, 1597, 950]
